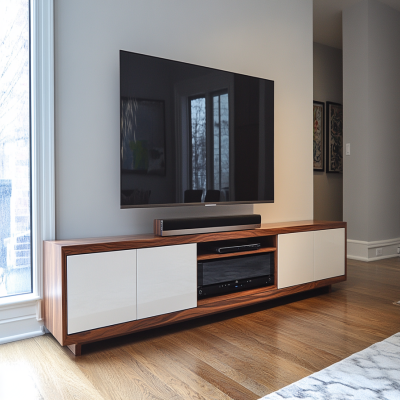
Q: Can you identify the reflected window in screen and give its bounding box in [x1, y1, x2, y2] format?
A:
[213, 92, 229, 191]
[190, 96, 206, 191]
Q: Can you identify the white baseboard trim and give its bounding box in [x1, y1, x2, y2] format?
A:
[348, 254, 399, 262]
[0, 299, 44, 345]
[347, 238, 400, 262]
[0, 328, 44, 345]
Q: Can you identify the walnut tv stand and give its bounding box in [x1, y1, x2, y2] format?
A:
[43, 220, 346, 356]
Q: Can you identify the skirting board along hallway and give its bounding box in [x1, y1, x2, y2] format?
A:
[347, 238, 400, 262]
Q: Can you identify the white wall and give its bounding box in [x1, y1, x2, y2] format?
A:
[367, 0, 400, 242]
[313, 42, 343, 221]
[343, 1, 370, 243]
[343, 0, 400, 260]
[55, 0, 313, 239]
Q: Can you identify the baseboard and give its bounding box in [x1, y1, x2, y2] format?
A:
[0, 299, 44, 344]
[348, 254, 399, 262]
[0, 328, 44, 345]
[347, 238, 400, 262]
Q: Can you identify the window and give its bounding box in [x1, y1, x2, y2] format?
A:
[0, 0, 54, 319]
[175, 71, 232, 203]
[0, 0, 53, 343]
[0, 0, 31, 298]
[212, 92, 229, 191]
[189, 92, 229, 194]
[189, 96, 207, 190]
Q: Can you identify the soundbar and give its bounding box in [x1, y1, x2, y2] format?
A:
[154, 214, 261, 236]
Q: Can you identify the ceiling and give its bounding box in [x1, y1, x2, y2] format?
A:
[313, 0, 400, 49]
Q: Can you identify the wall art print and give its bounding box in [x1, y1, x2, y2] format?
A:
[121, 97, 166, 175]
[326, 102, 343, 173]
[313, 101, 324, 171]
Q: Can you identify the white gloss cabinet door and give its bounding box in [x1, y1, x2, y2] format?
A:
[67, 250, 137, 334]
[137, 244, 197, 320]
[278, 232, 314, 289]
[314, 228, 345, 281]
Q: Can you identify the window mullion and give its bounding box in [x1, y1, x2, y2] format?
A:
[30, 0, 55, 303]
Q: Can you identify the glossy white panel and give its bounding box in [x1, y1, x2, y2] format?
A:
[278, 232, 314, 289]
[137, 244, 197, 320]
[67, 249, 136, 334]
[314, 228, 345, 280]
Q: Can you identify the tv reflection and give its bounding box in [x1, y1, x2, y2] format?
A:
[120, 50, 274, 207]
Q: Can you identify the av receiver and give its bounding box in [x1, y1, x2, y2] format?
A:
[197, 253, 274, 298]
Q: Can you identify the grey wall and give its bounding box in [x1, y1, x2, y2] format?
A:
[55, 0, 313, 240]
[343, 0, 400, 242]
[313, 42, 343, 221]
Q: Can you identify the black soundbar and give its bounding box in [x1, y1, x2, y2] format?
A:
[154, 214, 261, 236]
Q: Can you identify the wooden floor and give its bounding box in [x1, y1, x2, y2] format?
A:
[1, 258, 400, 400]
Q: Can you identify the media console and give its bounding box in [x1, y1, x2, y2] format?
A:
[43, 220, 346, 356]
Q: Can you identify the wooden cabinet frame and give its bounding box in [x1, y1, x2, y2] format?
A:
[43, 220, 347, 356]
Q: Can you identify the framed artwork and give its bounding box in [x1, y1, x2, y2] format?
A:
[121, 97, 166, 175]
[313, 101, 324, 171]
[326, 102, 343, 173]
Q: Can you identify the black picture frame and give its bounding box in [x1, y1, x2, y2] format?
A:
[313, 101, 325, 171]
[120, 97, 166, 175]
[326, 101, 343, 173]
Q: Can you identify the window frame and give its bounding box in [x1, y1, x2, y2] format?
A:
[0, 0, 54, 336]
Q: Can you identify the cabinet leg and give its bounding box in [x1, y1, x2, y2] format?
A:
[67, 343, 82, 356]
[326, 285, 332, 293]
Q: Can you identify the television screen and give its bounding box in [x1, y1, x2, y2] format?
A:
[120, 50, 274, 208]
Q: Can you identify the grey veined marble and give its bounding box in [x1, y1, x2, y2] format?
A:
[260, 332, 400, 400]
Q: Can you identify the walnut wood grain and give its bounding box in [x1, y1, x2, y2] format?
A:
[50, 220, 346, 256]
[67, 344, 81, 356]
[43, 220, 347, 353]
[197, 247, 276, 261]
[61, 251, 69, 346]
[43, 241, 65, 345]
[345, 225, 348, 280]
[273, 234, 278, 285]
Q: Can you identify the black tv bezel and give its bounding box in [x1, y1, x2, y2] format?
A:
[120, 50, 274, 209]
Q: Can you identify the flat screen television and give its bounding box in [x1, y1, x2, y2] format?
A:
[120, 50, 274, 208]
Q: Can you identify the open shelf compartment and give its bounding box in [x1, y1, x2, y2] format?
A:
[197, 235, 276, 261]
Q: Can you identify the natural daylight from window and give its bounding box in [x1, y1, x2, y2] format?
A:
[0, 0, 32, 298]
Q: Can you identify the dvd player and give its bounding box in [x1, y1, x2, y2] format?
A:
[214, 243, 261, 254]
[198, 275, 274, 298]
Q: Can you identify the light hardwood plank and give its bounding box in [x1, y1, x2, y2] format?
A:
[195, 324, 312, 391]
[208, 316, 341, 372]
[0, 341, 43, 400]
[166, 329, 273, 397]
[150, 339, 257, 400]
[0, 335, 104, 400]
[126, 339, 233, 400]
[74, 346, 184, 400]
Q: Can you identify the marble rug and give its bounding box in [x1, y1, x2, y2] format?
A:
[260, 332, 400, 400]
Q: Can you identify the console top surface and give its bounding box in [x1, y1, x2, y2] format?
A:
[44, 220, 346, 254]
